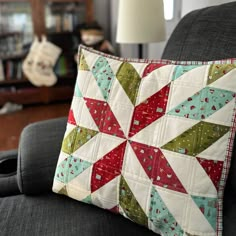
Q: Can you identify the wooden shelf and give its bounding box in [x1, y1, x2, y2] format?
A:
[0, 0, 93, 106]
[0, 52, 27, 61]
[0, 77, 75, 105]
[0, 86, 74, 105]
[0, 79, 28, 85]
[47, 0, 85, 2]
[0, 0, 27, 2]
[0, 74, 75, 86]
[0, 31, 21, 38]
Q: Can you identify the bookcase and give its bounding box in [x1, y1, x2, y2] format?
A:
[0, 0, 94, 105]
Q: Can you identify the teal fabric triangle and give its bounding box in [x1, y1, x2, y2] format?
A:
[54, 155, 70, 183]
[168, 87, 235, 120]
[82, 195, 92, 204]
[92, 56, 115, 101]
[67, 156, 92, 182]
[149, 187, 183, 235]
[55, 155, 92, 183]
[172, 65, 201, 81]
[74, 82, 82, 97]
[191, 195, 217, 230]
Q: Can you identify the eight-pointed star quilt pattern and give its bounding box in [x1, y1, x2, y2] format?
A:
[53, 45, 236, 236]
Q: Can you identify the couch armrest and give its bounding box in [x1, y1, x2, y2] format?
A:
[0, 150, 20, 197]
[17, 117, 67, 194]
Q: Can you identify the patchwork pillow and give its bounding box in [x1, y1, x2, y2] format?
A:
[52, 45, 236, 236]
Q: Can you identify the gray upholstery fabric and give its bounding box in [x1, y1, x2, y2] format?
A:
[0, 150, 19, 196]
[226, 138, 236, 195]
[161, 2, 236, 235]
[17, 117, 67, 194]
[0, 193, 156, 236]
[162, 2, 236, 61]
[224, 176, 236, 236]
[223, 139, 236, 235]
[1, 3, 235, 236]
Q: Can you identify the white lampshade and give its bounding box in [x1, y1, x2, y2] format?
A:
[116, 0, 166, 44]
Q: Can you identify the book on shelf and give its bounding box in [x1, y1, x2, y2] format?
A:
[2, 60, 23, 81]
[55, 55, 75, 77]
[52, 14, 73, 33]
[0, 86, 16, 93]
[16, 61, 22, 80]
[5, 60, 12, 80]
[55, 15, 62, 33]
[0, 32, 24, 58]
[0, 60, 5, 81]
[63, 14, 73, 32]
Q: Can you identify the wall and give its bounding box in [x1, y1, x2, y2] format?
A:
[150, 0, 235, 59]
[98, 0, 235, 59]
[93, 0, 110, 39]
[182, 0, 235, 17]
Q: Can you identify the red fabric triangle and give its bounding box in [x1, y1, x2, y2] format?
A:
[91, 141, 127, 192]
[130, 141, 187, 194]
[142, 63, 166, 78]
[109, 205, 119, 214]
[68, 109, 76, 125]
[129, 83, 170, 138]
[84, 98, 125, 138]
[197, 157, 224, 191]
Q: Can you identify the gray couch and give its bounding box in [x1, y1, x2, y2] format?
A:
[1, 2, 236, 235]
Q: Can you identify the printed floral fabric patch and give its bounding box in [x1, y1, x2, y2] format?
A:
[53, 45, 236, 236]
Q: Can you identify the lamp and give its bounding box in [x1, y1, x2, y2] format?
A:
[116, 0, 166, 58]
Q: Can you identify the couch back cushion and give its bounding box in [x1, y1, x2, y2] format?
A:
[162, 2, 236, 61]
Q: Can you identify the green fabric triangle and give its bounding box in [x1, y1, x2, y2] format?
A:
[55, 155, 92, 183]
[208, 64, 236, 85]
[92, 56, 115, 100]
[191, 195, 217, 230]
[172, 65, 200, 81]
[62, 126, 98, 154]
[82, 195, 92, 204]
[161, 121, 229, 156]
[116, 62, 141, 105]
[149, 187, 183, 235]
[58, 186, 68, 196]
[119, 176, 148, 227]
[79, 52, 90, 71]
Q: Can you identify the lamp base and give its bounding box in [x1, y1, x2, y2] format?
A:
[138, 43, 143, 59]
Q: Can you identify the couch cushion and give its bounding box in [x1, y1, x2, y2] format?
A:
[0, 193, 156, 236]
[53, 45, 236, 236]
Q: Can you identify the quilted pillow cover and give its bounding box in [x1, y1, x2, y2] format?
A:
[53, 45, 236, 236]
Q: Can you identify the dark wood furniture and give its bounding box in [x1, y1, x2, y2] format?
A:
[0, 0, 94, 106]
